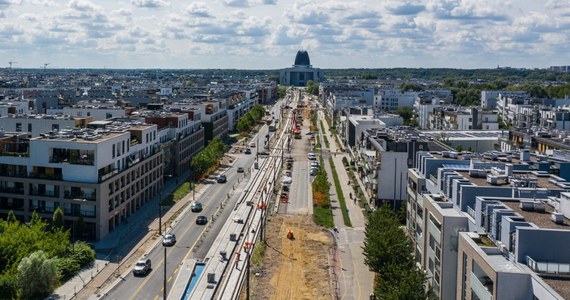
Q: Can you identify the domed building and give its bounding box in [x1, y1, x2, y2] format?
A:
[280, 50, 323, 86]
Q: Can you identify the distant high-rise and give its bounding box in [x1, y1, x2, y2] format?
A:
[280, 50, 323, 87]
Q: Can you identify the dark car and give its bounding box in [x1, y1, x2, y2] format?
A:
[217, 175, 227, 183]
[162, 233, 176, 246]
[133, 258, 151, 276]
[237, 167, 245, 173]
[244, 148, 252, 154]
[191, 201, 202, 212]
[196, 216, 208, 225]
[258, 151, 269, 156]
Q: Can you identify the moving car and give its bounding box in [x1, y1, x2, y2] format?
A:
[191, 201, 202, 212]
[244, 148, 252, 154]
[133, 258, 151, 276]
[250, 142, 256, 148]
[162, 233, 176, 246]
[196, 215, 208, 225]
[217, 175, 227, 183]
[237, 167, 245, 173]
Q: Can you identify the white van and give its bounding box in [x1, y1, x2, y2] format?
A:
[308, 153, 316, 160]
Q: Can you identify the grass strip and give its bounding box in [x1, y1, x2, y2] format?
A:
[329, 157, 352, 227]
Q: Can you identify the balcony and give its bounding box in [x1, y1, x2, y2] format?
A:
[470, 272, 493, 300]
[63, 208, 96, 218]
[30, 189, 59, 198]
[64, 191, 96, 201]
[527, 256, 570, 277]
[30, 206, 55, 214]
[30, 173, 63, 181]
[0, 186, 24, 195]
[467, 206, 476, 219]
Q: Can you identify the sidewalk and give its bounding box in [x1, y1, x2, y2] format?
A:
[52, 159, 231, 300]
[318, 111, 374, 300]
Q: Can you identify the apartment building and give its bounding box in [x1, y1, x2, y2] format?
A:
[0, 114, 91, 137]
[407, 150, 570, 299]
[0, 122, 163, 241]
[143, 109, 204, 177]
[201, 100, 229, 143]
[374, 89, 416, 112]
[47, 99, 127, 121]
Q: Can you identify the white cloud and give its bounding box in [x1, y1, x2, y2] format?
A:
[0, 0, 567, 68]
[131, 0, 169, 8]
[185, 2, 211, 18]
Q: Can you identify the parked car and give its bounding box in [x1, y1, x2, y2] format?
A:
[162, 233, 176, 246]
[250, 142, 256, 148]
[133, 258, 151, 276]
[237, 167, 244, 173]
[310, 169, 318, 176]
[191, 201, 202, 212]
[282, 176, 292, 184]
[217, 175, 227, 183]
[196, 215, 208, 225]
[258, 151, 270, 156]
[244, 148, 252, 154]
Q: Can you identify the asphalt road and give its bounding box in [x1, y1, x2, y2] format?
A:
[104, 131, 266, 300]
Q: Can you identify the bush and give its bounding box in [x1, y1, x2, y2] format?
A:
[56, 258, 81, 281]
[71, 242, 95, 268]
[0, 273, 18, 300]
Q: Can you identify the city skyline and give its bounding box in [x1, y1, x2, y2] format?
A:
[0, 0, 568, 70]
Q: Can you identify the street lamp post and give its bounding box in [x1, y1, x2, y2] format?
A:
[163, 246, 167, 300]
[158, 189, 168, 299]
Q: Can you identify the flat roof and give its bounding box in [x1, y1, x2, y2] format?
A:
[503, 201, 569, 230]
[542, 278, 570, 300]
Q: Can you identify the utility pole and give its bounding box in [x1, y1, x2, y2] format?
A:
[163, 246, 167, 300]
[246, 250, 251, 300]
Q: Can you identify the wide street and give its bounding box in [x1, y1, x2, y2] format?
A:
[102, 100, 284, 300]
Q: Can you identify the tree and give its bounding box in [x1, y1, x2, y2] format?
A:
[307, 80, 319, 95]
[363, 207, 431, 299]
[30, 210, 41, 226]
[17, 250, 58, 299]
[6, 210, 17, 223]
[52, 207, 64, 230]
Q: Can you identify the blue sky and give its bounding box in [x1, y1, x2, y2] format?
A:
[0, 0, 568, 69]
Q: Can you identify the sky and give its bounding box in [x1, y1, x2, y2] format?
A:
[0, 0, 569, 70]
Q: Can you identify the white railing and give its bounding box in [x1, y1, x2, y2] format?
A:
[527, 256, 570, 276]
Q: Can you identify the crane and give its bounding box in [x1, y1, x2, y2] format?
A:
[43, 63, 50, 70]
[8, 60, 18, 69]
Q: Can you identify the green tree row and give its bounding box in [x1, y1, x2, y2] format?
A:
[307, 80, 319, 96]
[0, 209, 95, 299]
[235, 104, 266, 134]
[190, 137, 228, 179]
[363, 207, 432, 299]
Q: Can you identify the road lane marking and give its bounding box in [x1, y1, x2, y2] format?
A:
[129, 222, 210, 300]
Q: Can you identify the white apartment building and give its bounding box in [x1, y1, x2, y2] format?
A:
[0, 114, 91, 137]
[407, 150, 570, 299]
[374, 89, 416, 112]
[47, 100, 127, 121]
[0, 123, 163, 240]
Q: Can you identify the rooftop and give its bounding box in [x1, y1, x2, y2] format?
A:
[503, 201, 569, 230]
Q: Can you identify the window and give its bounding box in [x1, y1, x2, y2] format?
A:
[52, 124, 59, 131]
[28, 124, 32, 132]
[16, 123, 22, 132]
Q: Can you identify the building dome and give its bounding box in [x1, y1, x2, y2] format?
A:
[294, 50, 311, 66]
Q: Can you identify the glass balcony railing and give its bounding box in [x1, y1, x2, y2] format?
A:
[527, 256, 570, 276]
[470, 272, 493, 300]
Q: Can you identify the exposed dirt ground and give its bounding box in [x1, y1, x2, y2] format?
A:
[246, 214, 334, 300]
